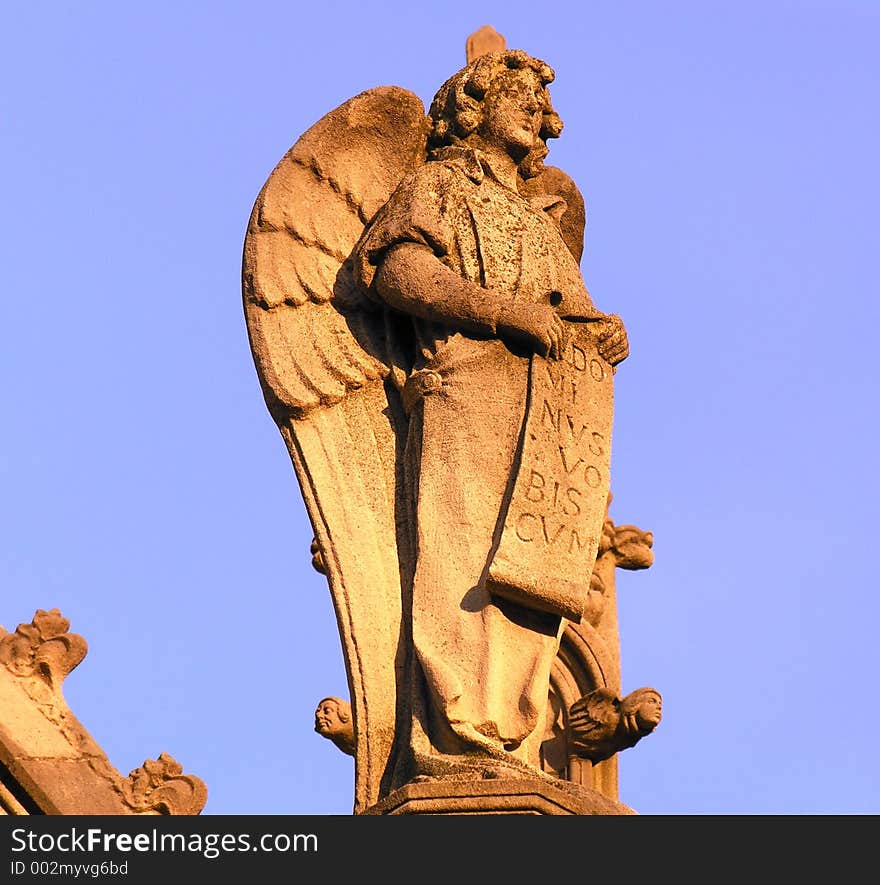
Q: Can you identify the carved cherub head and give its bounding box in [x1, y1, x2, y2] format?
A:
[314, 696, 355, 756]
[427, 49, 563, 179]
[619, 687, 662, 736]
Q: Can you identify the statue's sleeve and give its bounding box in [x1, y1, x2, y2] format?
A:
[353, 164, 456, 297]
[351, 164, 508, 337]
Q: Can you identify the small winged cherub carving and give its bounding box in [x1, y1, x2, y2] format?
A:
[567, 687, 662, 764]
[244, 48, 630, 811]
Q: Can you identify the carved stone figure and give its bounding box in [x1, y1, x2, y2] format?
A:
[314, 696, 355, 756]
[243, 46, 633, 812]
[567, 687, 662, 764]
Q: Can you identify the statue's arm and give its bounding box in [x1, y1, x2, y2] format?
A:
[374, 242, 567, 358]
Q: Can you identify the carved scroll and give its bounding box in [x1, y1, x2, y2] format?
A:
[488, 323, 613, 621]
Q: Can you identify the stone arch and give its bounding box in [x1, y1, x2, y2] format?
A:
[541, 619, 620, 800]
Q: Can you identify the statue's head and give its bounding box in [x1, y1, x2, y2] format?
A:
[620, 688, 663, 734]
[314, 696, 356, 756]
[427, 49, 563, 179]
[314, 696, 351, 736]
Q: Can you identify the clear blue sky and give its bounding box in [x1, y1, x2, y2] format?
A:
[2, 1, 878, 815]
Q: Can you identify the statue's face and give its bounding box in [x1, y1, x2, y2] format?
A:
[479, 68, 545, 160]
[314, 700, 342, 735]
[636, 693, 663, 729]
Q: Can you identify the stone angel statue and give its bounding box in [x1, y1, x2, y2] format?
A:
[242, 48, 630, 813]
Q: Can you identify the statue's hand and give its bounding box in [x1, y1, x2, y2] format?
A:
[593, 314, 629, 367]
[497, 301, 569, 359]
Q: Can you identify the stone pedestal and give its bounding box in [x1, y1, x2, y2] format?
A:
[360, 777, 636, 815]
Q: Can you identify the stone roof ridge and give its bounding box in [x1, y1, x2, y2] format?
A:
[0, 607, 206, 815]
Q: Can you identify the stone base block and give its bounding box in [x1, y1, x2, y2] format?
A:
[360, 777, 637, 815]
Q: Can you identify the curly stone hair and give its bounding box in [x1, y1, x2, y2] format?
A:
[316, 696, 351, 723]
[619, 688, 662, 735]
[427, 49, 563, 179]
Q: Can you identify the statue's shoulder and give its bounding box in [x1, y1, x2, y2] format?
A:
[365, 150, 478, 237]
[428, 146, 484, 183]
[388, 146, 483, 199]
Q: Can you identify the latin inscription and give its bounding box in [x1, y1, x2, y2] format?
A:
[488, 323, 613, 619]
[512, 338, 609, 553]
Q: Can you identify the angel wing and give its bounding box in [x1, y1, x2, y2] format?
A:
[519, 164, 587, 264]
[567, 686, 622, 761]
[242, 87, 429, 813]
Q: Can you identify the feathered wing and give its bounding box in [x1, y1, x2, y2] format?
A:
[242, 87, 428, 812]
[567, 687, 621, 763]
[519, 164, 587, 263]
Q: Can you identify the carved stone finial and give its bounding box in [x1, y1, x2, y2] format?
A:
[466, 25, 506, 63]
[0, 608, 87, 690]
[314, 696, 355, 756]
[567, 687, 662, 764]
[119, 752, 208, 815]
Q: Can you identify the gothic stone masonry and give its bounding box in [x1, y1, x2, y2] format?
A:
[0, 608, 206, 816]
